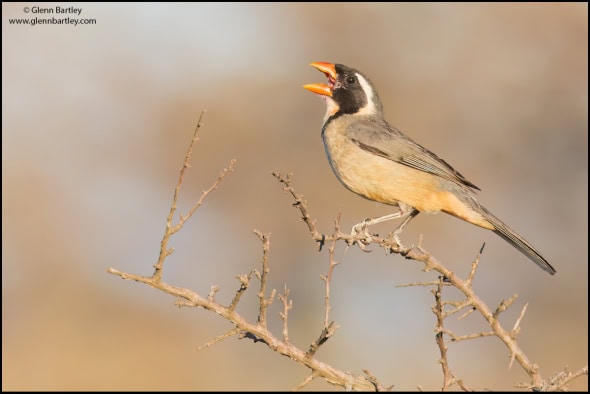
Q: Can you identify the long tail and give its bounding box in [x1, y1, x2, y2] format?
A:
[479, 206, 556, 275]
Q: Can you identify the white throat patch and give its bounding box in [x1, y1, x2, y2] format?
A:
[322, 96, 339, 125]
[355, 73, 378, 116]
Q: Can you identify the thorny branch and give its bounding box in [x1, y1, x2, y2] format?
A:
[152, 110, 235, 282]
[322, 214, 341, 329]
[108, 264, 386, 390]
[434, 278, 453, 390]
[107, 114, 387, 391]
[272, 171, 588, 391]
[254, 230, 274, 328]
[106, 114, 587, 391]
[433, 278, 472, 391]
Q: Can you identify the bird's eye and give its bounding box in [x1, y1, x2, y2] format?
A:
[346, 75, 357, 84]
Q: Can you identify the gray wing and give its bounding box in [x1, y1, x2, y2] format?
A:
[347, 117, 480, 191]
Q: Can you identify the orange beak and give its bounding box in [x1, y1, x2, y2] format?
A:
[303, 62, 336, 97]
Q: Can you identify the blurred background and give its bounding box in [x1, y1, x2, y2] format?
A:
[2, 2, 587, 391]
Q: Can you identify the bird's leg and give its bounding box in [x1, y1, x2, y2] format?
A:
[390, 209, 419, 245]
[352, 211, 406, 237]
[349, 204, 414, 251]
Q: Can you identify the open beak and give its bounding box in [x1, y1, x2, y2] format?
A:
[303, 62, 336, 97]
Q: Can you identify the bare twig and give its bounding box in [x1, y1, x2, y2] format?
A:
[433, 278, 454, 391]
[363, 369, 393, 391]
[152, 110, 235, 282]
[254, 230, 273, 328]
[207, 285, 220, 302]
[272, 172, 324, 247]
[307, 321, 340, 358]
[443, 329, 495, 342]
[172, 160, 236, 235]
[508, 302, 529, 370]
[321, 214, 341, 329]
[228, 271, 254, 312]
[456, 307, 476, 321]
[466, 245, 484, 287]
[153, 110, 207, 281]
[303, 215, 343, 359]
[278, 286, 292, 343]
[442, 299, 474, 319]
[293, 371, 319, 391]
[511, 302, 528, 337]
[517, 365, 589, 391]
[397, 280, 441, 288]
[196, 328, 240, 351]
[493, 294, 518, 319]
[545, 366, 589, 391]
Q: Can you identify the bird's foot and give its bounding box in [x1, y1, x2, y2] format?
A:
[391, 231, 402, 247]
[348, 219, 374, 252]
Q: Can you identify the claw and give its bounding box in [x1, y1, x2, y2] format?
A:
[349, 220, 373, 252]
[357, 241, 372, 253]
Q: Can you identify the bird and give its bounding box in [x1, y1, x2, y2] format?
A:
[303, 61, 556, 275]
